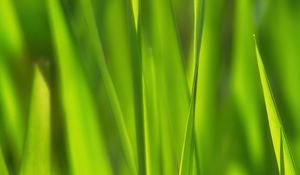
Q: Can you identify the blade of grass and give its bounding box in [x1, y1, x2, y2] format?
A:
[0, 0, 24, 56]
[77, 0, 136, 173]
[131, 0, 139, 28]
[226, 162, 249, 175]
[20, 66, 50, 175]
[0, 147, 8, 175]
[231, 0, 264, 172]
[142, 45, 161, 175]
[46, 0, 112, 174]
[179, 0, 204, 174]
[255, 38, 296, 175]
[139, 0, 190, 172]
[263, 1, 300, 168]
[0, 56, 24, 161]
[194, 0, 224, 173]
[126, 0, 146, 174]
[179, 105, 196, 175]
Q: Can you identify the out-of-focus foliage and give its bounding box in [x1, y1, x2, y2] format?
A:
[1, 0, 300, 174]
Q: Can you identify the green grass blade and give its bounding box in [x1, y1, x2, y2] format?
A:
[139, 0, 190, 172]
[194, 0, 205, 64]
[127, 0, 146, 174]
[226, 162, 249, 175]
[0, 147, 8, 175]
[179, 103, 196, 175]
[0, 57, 24, 160]
[20, 67, 50, 175]
[142, 51, 161, 175]
[263, 1, 300, 168]
[0, 0, 24, 56]
[179, 0, 204, 174]
[78, 0, 136, 173]
[280, 130, 285, 175]
[255, 39, 296, 175]
[131, 0, 139, 28]
[231, 0, 265, 172]
[194, 0, 224, 173]
[46, 0, 112, 174]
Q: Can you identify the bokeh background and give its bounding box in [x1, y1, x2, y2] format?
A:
[1, 0, 300, 174]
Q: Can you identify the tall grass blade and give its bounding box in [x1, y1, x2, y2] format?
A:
[194, 0, 224, 173]
[0, 0, 24, 56]
[46, 0, 112, 174]
[142, 51, 161, 175]
[280, 130, 285, 175]
[231, 0, 265, 172]
[0, 57, 24, 161]
[126, 0, 146, 174]
[131, 0, 139, 28]
[263, 1, 300, 168]
[139, 0, 190, 173]
[179, 103, 196, 175]
[179, 0, 204, 174]
[20, 67, 50, 175]
[255, 39, 296, 175]
[78, 0, 136, 173]
[0, 147, 8, 175]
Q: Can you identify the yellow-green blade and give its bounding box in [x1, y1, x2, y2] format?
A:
[142, 50, 161, 175]
[231, 0, 264, 172]
[179, 103, 196, 175]
[127, 0, 146, 173]
[139, 0, 191, 173]
[0, 0, 24, 56]
[0, 56, 24, 160]
[77, 0, 136, 173]
[46, 0, 112, 174]
[262, 1, 300, 168]
[20, 67, 50, 175]
[131, 0, 139, 28]
[179, 0, 204, 174]
[0, 147, 8, 175]
[194, 0, 224, 173]
[255, 40, 296, 175]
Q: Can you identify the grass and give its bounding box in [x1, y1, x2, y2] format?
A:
[78, 0, 136, 173]
[0, 57, 24, 167]
[0, 0, 24, 57]
[20, 67, 50, 175]
[0, 147, 8, 175]
[256, 40, 296, 175]
[231, 1, 264, 173]
[179, 0, 204, 174]
[47, 0, 112, 174]
[1, 0, 300, 174]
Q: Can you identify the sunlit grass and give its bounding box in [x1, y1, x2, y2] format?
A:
[20, 67, 50, 175]
[1, 0, 300, 174]
[256, 40, 296, 175]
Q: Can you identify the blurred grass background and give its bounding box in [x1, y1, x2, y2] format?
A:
[0, 0, 300, 174]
